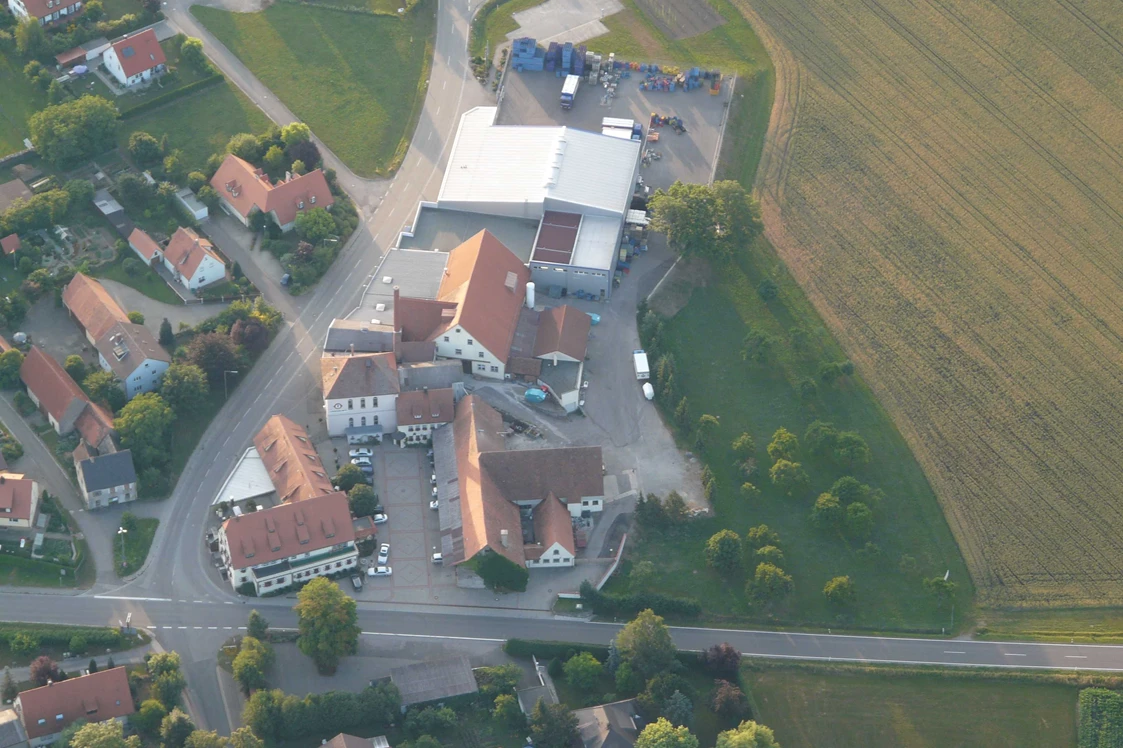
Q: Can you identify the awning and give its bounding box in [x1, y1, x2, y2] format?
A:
[345, 423, 384, 437]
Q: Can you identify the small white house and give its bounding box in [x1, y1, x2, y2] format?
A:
[102, 29, 166, 88]
[95, 321, 171, 399]
[163, 227, 227, 290]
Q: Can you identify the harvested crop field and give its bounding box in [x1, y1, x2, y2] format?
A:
[743, 0, 1123, 607]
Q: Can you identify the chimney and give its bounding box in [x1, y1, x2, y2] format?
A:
[500, 529, 509, 548]
[526, 281, 535, 309]
[393, 286, 400, 331]
[350, 343, 355, 356]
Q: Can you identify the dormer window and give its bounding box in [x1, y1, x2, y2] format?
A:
[310, 196, 316, 204]
[298, 201, 305, 209]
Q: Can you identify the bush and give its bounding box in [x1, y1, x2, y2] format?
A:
[579, 580, 701, 619]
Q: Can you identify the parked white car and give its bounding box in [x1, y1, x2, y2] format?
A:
[352, 457, 373, 468]
[367, 565, 392, 577]
[378, 543, 390, 564]
[372, 513, 388, 524]
[431, 552, 443, 565]
[429, 499, 439, 510]
[349, 447, 374, 458]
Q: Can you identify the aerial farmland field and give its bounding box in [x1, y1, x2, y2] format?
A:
[741, 0, 1123, 608]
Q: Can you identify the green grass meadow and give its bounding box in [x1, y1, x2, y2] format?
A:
[748, 666, 1078, 748]
[192, 0, 434, 176]
[114, 517, 158, 576]
[0, 50, 47, 158]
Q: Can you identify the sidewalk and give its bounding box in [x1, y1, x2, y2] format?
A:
[4, 641, 155, 681]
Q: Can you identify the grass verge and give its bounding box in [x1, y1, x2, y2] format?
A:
[0, 554, 80, 589]
[469, 0, 543, 59]
[0, 623, 149, 668]
[191, 0, 435, 177]
[169, 396, 224, 478]
[113, 518, 158, 576]
[746, 663, 1079, 747]
[91, 253, 183, 305]
[0, 50, 47, 158]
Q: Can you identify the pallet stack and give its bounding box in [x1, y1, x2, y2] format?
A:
[510, 37, 545, 72]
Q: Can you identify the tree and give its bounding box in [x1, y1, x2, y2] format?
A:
[768, 460, 807, 496]
[128, 132, 162, 167]
[70, 720, 132, 748]
[648, 180, 760, 265]
[241, 690, 284, 742]
[116, 393, 174, 469]
[160, 708, 196, 748]
[29, 97, 118, 168]
[630, 559, 655, 590]
[333, 463, 366, 492]
[823, 576, 856, 608]
[294, 208, 335, 245]
[2, 666, 16, 702]
[699, 643, 741, 678]
[754, 545, 783, 565]
[131, 699, 167, 736]
[747, 563, 793, 608]
[281, 122, 312, 148]
[197, 185, 219, 210]
[231, 318, 269, 352]
[229, 727, 264, 748]
[529, 699, 579, 748]
[844, 502, 874, 540]
[186, 332, 240, 384]
[711, 680, 748, 719]
[30, 656, 61, 686]
[411, 738, 441, 748]
[159, 363, 209, 414]
[158, 318, 176, 348]
[263, 145, 286, 175]
[673, 397, 689, 428]
[290, 160, 306, 175]
[616, 609, 676, 679]
[715, 721, 780, 748]
[745, 525, 779, 549]
[53, 720, 89, 748]
[811, 493, 842, 530]
[833, 431, 871, 469]
[180, 37, 206, 70]
[227, 133, 261, 162]
[694, 414, 719, 450]
[163, 152, 187, 185]
[766, 428, 798, 462]
[341, 484, 378, 518]
[493, 693, 524, 727]
[152, 668, 187, 708]
[732, 432, 755, 459]
[704, 530, 741, 575]
[756, 278, 778, 301]
[232, 635, 273, 693]
[296, 577, 360, 674]
[247, 609, 269, 640]
[741, 328, 775, 364]
[563, 652, 603, 691]
[829, 476, 869, 505]
[475, 663, 521, 698]
[663, 491, 689, 524]
[635, 718, 699, 748]
[662, 691, 693, 727]
[286, 139, 321, 171]
[83, 370, 125, 412]
[15, 19, 47, 57]
[923, 576, 956, 605]
[64, 355, 87, 383]
[64, 179, 95, 208]
[0, 349, 23, 388]
[818, 361, 843, 386]
[185, 731, 226, 748]
[474, 551, 529, 592]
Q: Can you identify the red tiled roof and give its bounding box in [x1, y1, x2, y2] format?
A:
[0, 473, 37, 523]
[221, 491, 354, 570]
[533, 305, 591, 362]
[62, 274, 128, 341]
[396, 388, 455, 426]
[163, 227, 223, 281]
[75, 402, 115, 450]
[128, 228, 160, 261]
[0, 234, 20, 255]
[0, 335, 11, 353]
[394, 296, 458, 343]
[110, 29, 165, 79]
[525, 492, 575, 559]
[210, 155, 334, 226]
[15, 667, 134, 740]
[19, 347, 87, 424]
[16, 0, 84, 21]
[253, 415, 334, 503]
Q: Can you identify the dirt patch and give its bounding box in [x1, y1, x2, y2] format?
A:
[633, 0, 723, 41]
[647, 256, 712, 317]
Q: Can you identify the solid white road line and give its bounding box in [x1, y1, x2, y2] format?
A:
[1004, 653, 1026, 657]
[361, 631, 503, 643]
[94, 595, 172, 602]
[943, 651, 966, 654]
[1066, 655, 1088, 659]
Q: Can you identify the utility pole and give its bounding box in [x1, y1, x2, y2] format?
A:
[224, 370, 239, 400]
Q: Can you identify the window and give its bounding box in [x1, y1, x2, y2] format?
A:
[38, 719, 46, 726]
[373, 415, 379, 424]
[311, 196, 317, 204]
[133, 375, 141, 381]
[372, 397, 378, 407]
[490, 366, 499, 373]
[347, 399, 353, 410]
[298, 201, 305, 209]
[443, 336, 449, 342]
[348, 417, 354, 427]
[467, 339, 473, 345]
[361, 417, 367, 426]
[455, 349, 462, 356]
[477, 364, 486, 371]
[263, 581, 272, 588]
[479, 352, 485, 358]
[553, 549, 560, 555]
[360, 398, 366, 408]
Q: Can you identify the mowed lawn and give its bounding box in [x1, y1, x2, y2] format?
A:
[732, 0, 1123, 609]
[748, 667, 1078, 748]
[117, 80, 270, 167]
[0, 50, 47, 157]
[192, 1, 434, 176]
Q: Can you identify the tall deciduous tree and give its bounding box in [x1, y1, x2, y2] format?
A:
[747, 563, 793, 608]
[294, 208, 335, 245]
[70, 720, 136, 748]
[823, 576, 856, 608]
[64, 355, 87, 383]
[159, 708, 195, 748]
[333, 463, 366, 492]
[281, 123, 311, 147]
[0, 349, 24, 388]
[711, 680, 748, 719]
[180, 37, 206, 70]
[715, 721, 780, 748]
[29, 656, 60, 686]
[811, 493, 842, 530]
[634, 718, 699, 748]
[699, 643, 741, 678]
[563, 652, 602, 692]
[529, 699, 578, 748]
[768, 460, 808, 496]
[15, 19, 47, 58]
[83, 370, 125, 412]
[844, 502, 874, 540]
[766, 428, 798, 462]
[474, 551, 529, 592]
[232, 635, 274, 693]
[159, 363, 209, 415]
[29, 97, 118, 168]
[116, 393, 174, 469]
[186, 332, 240, 384]
[347, 484, 379, 518]
[228, 727, 265, 748]
[128, 132, 162, 167]
[295, 577, 360, 674]
[833, 431, 871, 469]
[648, 181, 760, 265]
[704, 530, 741, 575]
[246, 609, 269, 640]
[615, 609, 676, 679]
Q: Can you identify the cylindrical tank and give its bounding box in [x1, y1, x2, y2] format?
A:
[526, 281, 536, 309]
[642, 382, 655, 400]
[587, 313, 601, 325]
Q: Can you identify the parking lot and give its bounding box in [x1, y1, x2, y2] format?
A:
[497, 66, 734, 189]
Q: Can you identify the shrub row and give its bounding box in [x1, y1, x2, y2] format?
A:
[119, 75, 224, 119]
[1080, 688, 1123, 748]
[275, 0, 411, 17]
[579, 580, 702, 619]
[504, 639, 610, 661]
[0, 624, 123, 649]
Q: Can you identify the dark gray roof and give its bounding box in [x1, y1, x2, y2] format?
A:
[390, 656, 478, 706]
[0, 708, 27, 748]
[574, 700, 640, 748]
[433, 422, 462, 561]
[78, 449, 137, 491]
[399, 360, 461, 391]
[354, 249, 449, 319]
[324, 319, 398, 353]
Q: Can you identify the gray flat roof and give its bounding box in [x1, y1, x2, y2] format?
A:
[353, 248, 449, 321]
[399, 206, 539, 262]
[390, 656, 478, 706]
[77, 449, 137, 492]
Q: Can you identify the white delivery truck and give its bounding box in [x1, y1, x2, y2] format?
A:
[560, 74, 580, 109]
[633, 349, 650, 380]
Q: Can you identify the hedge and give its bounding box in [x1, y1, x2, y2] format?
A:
[1080, 688, 1123, 748]
[579, 580, 702, 619]
[504, 639, 611, 661]
[120, 75, 224, 119]
[0, 623, 124, 649]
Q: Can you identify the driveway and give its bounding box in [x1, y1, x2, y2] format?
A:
[98, 278, 229, 334]
[506, 0, 623, 44]
[201, 214, 298, 321]
[19, 297, 92, 367]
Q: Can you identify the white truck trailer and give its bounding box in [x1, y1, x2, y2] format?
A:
[633, 349, 650, 380]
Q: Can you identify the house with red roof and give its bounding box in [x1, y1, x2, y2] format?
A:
[210, 154, 334, 232]
[14, 667, 134, 747]
[161, 227, 227, 290]
[102, 29, 166, 88]
[0, 234, 20, 256]
[7, 0, 82, 26]
[0, 472, 40, 530]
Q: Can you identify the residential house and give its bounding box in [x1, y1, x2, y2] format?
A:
[0, 180, 31, 213]
[218, 490, 357, 595]
[7, 0, 83, 25]
[95, 321, 170, 398]
[162, 227, 226, 290]
[62, 274, 128, 346]
[395, 388, 455, 445]
[253, 415, 334, 503]
[573, 700, 641, 748]
[393, 230, 529, 380]
[13, 667, 133, 748]
[102, 29, 166, 88]
[20, 346, 96, 437]
[321, 353, 399, 442]
[433, 395, 603, 571]
[75, 450, 137, 509]
[210, 154, 334, 232]
[127, 228, 162, 266]
[0, 234, 20, 257]
[323, 736, 389, 748]
[0, 473, 40, 530]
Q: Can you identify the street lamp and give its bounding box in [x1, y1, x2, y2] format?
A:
[117, 527, 128, 569]
[223, 370, 239, 400]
